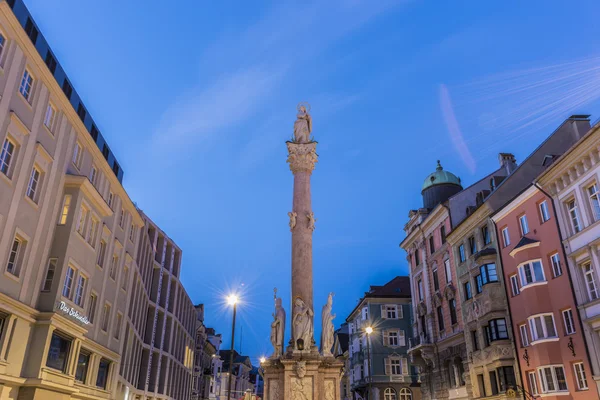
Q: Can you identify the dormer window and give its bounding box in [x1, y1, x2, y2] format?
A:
[490, 178, 496, 191]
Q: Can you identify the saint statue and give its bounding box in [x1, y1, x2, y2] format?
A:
[321, 293, 335, 356]
[293, 103, 312, 143]
[270, 289, 286, 358]
[293, 297, 313, 351]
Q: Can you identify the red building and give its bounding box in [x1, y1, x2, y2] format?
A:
[492, 185, 597, 398]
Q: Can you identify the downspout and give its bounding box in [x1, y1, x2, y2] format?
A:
[533, 181, 596, 377]
[490, 217, 526, 400]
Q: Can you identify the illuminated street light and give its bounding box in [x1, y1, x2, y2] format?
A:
[226, 294, 239, 400]
[365, 326, 373, 335]
[365, 326, 373, 399]
[260, 357, 266, 364]
[227, 294, 238, 305]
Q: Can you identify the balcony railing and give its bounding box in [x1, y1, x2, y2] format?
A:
[408, 333, 431, 349]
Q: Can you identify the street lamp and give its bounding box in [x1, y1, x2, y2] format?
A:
[226, 295, 239, 400]
[365, 326, 373, 400]
[260, 357, 266, 364]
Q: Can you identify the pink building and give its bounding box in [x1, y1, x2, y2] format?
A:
[492, 185, 597, 398]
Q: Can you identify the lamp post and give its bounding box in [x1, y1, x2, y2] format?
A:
[226, 295, 238, 400]
[365, 326, 373, 400]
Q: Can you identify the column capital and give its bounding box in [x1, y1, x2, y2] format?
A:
[286, 141, 318, 174]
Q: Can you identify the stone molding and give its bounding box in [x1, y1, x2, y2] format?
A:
[287, 141, 318, 174]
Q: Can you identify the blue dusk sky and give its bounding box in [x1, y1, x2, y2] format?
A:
[25, 0, 600, 363]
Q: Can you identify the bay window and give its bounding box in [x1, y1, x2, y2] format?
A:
[528, 313, 557, 342]
[485, 318, 508, 344]
[538, 365, 567, 393]
[518, 260, 545, 287]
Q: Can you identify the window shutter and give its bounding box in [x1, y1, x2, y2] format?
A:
[381, 305, 387, 319]
[399, 330, 406, 346]
[384, 357, 391, 375]
[402, 357, 409, 375]
[398, 304, 404, 319]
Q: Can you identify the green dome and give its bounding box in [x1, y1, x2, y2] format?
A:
[421, 160, 462, 192]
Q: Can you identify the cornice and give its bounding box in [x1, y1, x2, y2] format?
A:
[64, 174, 113, 217]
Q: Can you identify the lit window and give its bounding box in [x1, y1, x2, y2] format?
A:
[538, 365, 567, 393]
[42, 258, 57, 292]
[562, 309, 575, 335]
[539, 201, 550, 222]
[519, 324, 529, 347]
[0, 138, 15, 176]
[510, 275, 520, 296]
[19, 69, 34, 101]
[502, 227, 510, 247]
[567, 200, 581, 233]
[72, 142, 83, 169]
[528, 371, 539, 395]
[58, 195, 71, 225]
[550, 253, 562, 277]
[528, 313, 557, 342]
[26, 166, 41, 202]
[62, 266, 75, 298]
[519, 214, 529, 235]
[588, 183, 600, 222]
[6, 237, 22, 276]
[582, 262, 599, 301]
[444, 259, 452, 283]
[459, 244, 466, 262]
[518, 260, 546, 287]
[44, 103, 56, 131]
[46, 332, 71, 372]
[573, 362, 588, 390]
[74, 274, 86, 307]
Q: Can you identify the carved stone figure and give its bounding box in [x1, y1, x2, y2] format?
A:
[307, 212, 316, 231]
[291, 377, 311, 400]
[295, 361, 307, 378]
[288, 211, 298, 231]
[293, 297, 313, 350]
[293, 103, 312, 143]
[270, 289, 286, 358]
[269, 380, 280, 400]
[321, 293, 335, 356]
[324, 380, 335, 400]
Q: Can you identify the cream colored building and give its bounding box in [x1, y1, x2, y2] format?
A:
[0, 0, 195, 398]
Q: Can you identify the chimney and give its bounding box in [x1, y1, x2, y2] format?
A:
[498, 153, 517, 175]
[567, 115, 591, 141]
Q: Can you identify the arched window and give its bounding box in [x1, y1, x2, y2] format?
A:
[384, 388, 397, 400]
[399, 388, 412, 400]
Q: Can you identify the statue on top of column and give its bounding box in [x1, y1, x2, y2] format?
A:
[293, 297, 313, 350]
[321, 293, 335, 356]
[293, 103, 312, 143]
[270, 288, 286, 358]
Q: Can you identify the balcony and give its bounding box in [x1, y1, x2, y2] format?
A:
[408, 333, 435, 368]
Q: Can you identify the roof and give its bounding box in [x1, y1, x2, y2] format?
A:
[513, 236, 539, 250]
[346, 276, 411, 321]
[422, 160, 462, 191]
[337, 333, 349, 353]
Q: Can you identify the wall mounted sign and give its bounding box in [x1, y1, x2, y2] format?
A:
[58, 301, 90, 325]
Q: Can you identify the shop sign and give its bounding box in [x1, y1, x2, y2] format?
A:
[58, 301, 90, 325]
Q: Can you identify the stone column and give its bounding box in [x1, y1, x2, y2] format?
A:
[286, 141, 318, 348]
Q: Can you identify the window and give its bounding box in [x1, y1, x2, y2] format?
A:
[58, 195, 71, 225]
[490, 371, 499, 395]
[539, 200, 550, 222]
[0, 138, 15, 176]
[77, 204, 89, 236]
[361, 306, 369, 320]
[574, 362, 588, 390]
[479, 263, 498, 284]
[114, 313, 122, 339]
[529, 313, 557, 342]
[519, 214, 529, 235]
[562, 309, 575, 335]
[476, 275, 483, 294]
[437, 306, 445, 332]
[102, 143, 109, 160]
[385, 330, 404, 346]
[432, 269, 440, 291]
[6, 237, 22, 275]
[109, 255, 118, 280]
[388, 358, 402, 375]
[550, 253, 562, 277]
[589, 183, 600, 221]
[477, 374, 486, 397]
[497, 366, 517, 393]
[388, 331, 399, 346]
[583, 262, 599, 301]
[464, 281, 472, 300]
[26, 166, 41, 202]
[384, 388, 397, 400]
[485, 319, 509, 343]
[44, 103, 56, 131]
[538, 365, 567, 393]
[74, 274, 86, 307]
[471, 330, 479, 351]
[528, 371, 539, 395]
[429, 236, 435, 254]
[63, 266, 75, 298]
[129, 224, 135, 242]
[89, 166, 97, 185]
[444, 259, 452, 283]
[567, 200, 581, 233]
[75, 350, 90, 383]
[119, 209, 125, 228]
[19, 69, 34, 101]
[458, 244, 466, 262]
[107, 191, 114, 209]
[46, 332, 71, 372]
[72, 142, 83, 169]
[510, 275, 520, 296]
[88, 216, 99, 247]
[62, 79, 72, 99]
[96, 359, 110, 389]
[482, 225, 491, 245]
[449, 299, 457, 325]
[414, 250, 420, 266]
[88, 293, 97, 324]
[502, 227, 510, 247]
[385, 305, 398, 319]
[0, 33, 5, 59]
[417, 279, 423, 301]
[468, 236, 477, 254]
[42, 258, 57, 292]
[77, 103, 86, 121]
[519, 324, 529, 347]
[101, 303, 111, 332]
[441, 225, 446, 244]
[518, 260, 545, 287]
[97, 240, 107, 268]
[122, 264, 129, 290]
[45, 51, 57, 73]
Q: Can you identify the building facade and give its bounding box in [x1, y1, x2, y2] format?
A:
[0, 0, 198, 399]
[333, 323, 351, 400]
[492, 184, 598, 398]
[538, 119, 600, 394]
[346, 276, 420, 400]
[218, 350, 255, 400]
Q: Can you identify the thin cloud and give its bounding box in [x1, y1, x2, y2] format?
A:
[439, 84, 476, 173]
